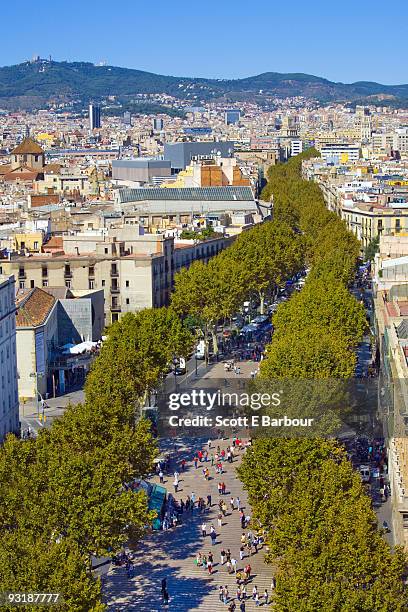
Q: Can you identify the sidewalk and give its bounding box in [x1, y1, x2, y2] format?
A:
[103, 437, 274, 611]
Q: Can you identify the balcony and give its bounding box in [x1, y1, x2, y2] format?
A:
[111, 303, 121, 311]
[18, 271, 26, 279]
[64, 271, 72, 279]
[110, 269, 119, 277]
[110, 286, 120, 294]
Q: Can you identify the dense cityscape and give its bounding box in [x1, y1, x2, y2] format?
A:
[2, 2, 408, 610]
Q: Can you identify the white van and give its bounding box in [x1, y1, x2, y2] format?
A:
[195, 340, 206, 360]
[359, 465, 371, 483]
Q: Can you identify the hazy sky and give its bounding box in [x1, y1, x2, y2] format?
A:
[3, 0, 407, 84]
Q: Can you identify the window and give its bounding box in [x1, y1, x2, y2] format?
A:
[89, 266, 95, 276]
[19, 281, 25, 289]
[89, 280, 94, 290]
[396, 219, 401, 233]
[101, 279, 105, 287]
[104, 248, 108, 254]
[18, 266, 25, 278]
[65, 280, 71, 288]
[41, 266, 48, 277]
[126, 298, 130, 305]
[126, 280, 130, 288]
[30, 280, 34, 288]
[42, 280, 48, 287]
[33, 241, 38, 250]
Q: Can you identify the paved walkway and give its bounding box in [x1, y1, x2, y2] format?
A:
[103, 436, 274, 611]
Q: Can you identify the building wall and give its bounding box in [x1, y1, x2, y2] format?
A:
[16, 329, 36, 398]
[164, 142, 234, 170]
[16, 301, 58, 399]
[0, 275, 19, 441]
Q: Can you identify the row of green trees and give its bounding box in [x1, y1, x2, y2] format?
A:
[238, 151, 408, 609]
[171, 220, 304, 356]
[0, 308, 192, 610]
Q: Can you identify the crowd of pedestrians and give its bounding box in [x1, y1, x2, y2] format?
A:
[156, 437, 275, 608]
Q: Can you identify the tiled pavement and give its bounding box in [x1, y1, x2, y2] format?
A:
[103, 436, 274, 611]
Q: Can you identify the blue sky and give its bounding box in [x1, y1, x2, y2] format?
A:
[3, 0, 407, 84]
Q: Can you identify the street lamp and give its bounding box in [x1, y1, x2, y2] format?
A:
[173, 356, 178, 392]
[29, 371, 44, 419]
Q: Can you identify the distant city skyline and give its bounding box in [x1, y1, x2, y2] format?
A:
[3, 0, 408, 85]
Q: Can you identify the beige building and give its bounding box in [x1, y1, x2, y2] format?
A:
[374, 287, 408, 550]
[0, 226, 233, 326]
[342, 201, 408, 249]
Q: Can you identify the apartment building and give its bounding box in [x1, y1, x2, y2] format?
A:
[0, 275, 19, 441]
[373, 273, 408, 550]
[0, 225, 233, 326]
[342, 200, 408, 249]
[320, 144, 360, 163]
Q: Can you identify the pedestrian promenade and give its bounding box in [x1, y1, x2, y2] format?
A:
[103, 437, 274, 611]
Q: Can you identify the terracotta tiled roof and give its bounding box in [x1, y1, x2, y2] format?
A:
[386, 302, 399, 317]
[44, 163, 62, 174]
[0, 164, 12, 175]
[398, 302, 408, 316]
[11, 138, 44, 155]
[42, 236, 63, 249]
[30, 194, 60, 208]
[16, 287, 56, 328]
[3, 166, 42, 181]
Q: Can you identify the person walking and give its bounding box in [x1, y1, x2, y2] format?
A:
[207, 494, 212, 508]
[173, 478, 178, 493]
[220, 548, 226, 565]
[201, 522, 207, 537]
[219, 585, 224, 602]
[255, 591, 260, 607]
[207, 555, 213, 575]
[231, 557, 237, 573]
[210, 525, 217, 545]
[161, 578, 167, 595]
[271, 576, 276, 591]
[263, 589, 269, 605]
[236, 496, 241, 511]
[223, 586, 229, 605]
[239, 602, 245, 612]
[194, 456, 198, 469]
[230, 497, 235, 511]
[252, 585, 258, 601]
[239, 545, 245, 561]
[218, 512, 223, 528]
[159, 470, 164, 484]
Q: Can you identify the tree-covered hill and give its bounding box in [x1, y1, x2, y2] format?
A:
[1, 58, 408, 109]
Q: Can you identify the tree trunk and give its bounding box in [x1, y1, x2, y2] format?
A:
[211, 327, 219, 356]
[259, 291, 265, 315]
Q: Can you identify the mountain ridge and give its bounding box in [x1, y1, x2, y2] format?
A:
[0, 59, 407, 110]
